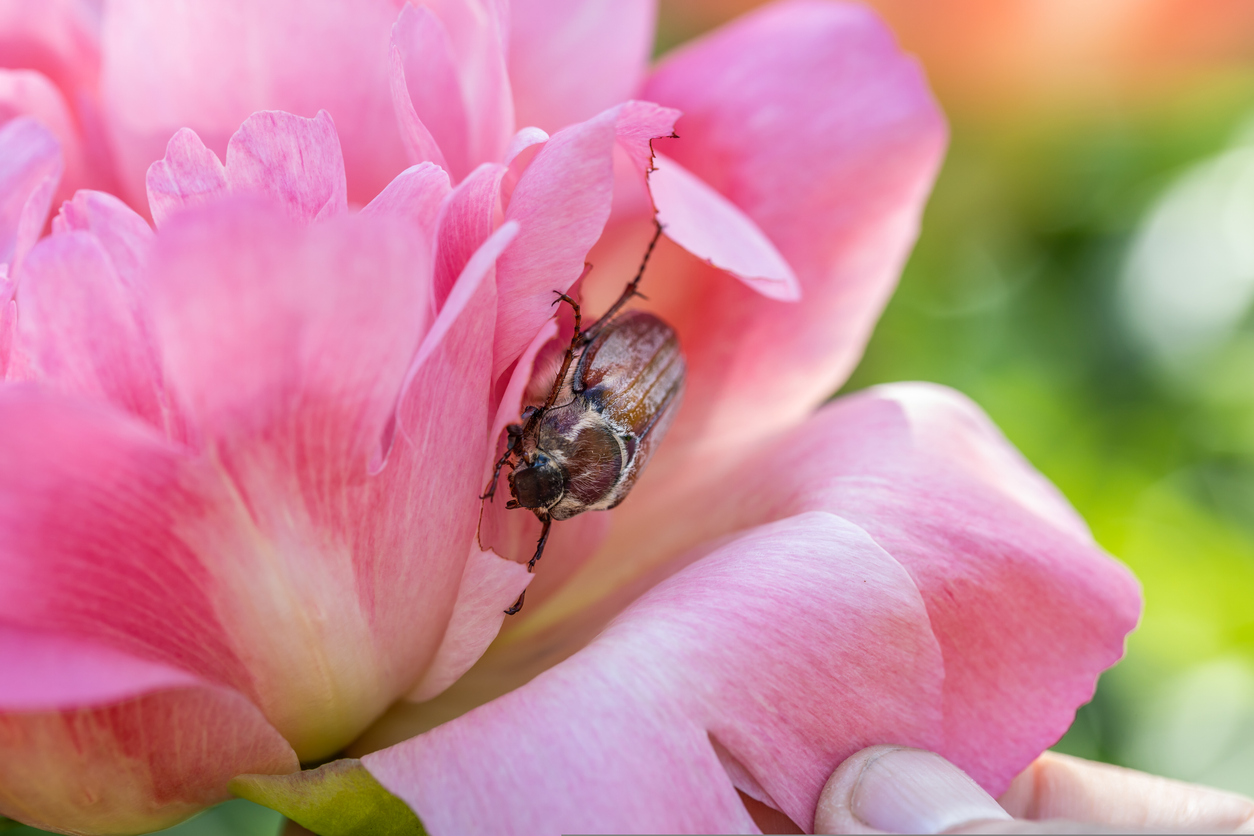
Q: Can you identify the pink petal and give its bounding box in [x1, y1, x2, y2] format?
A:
[0, 388, 256, 701]
[0, 624, 200, 712]
[365, 219, 515, 697]
[579, 383, 1140, 792]
[433, 162, 508, 309]
[0, 267, 13, 376]
[0, 684, 296, 834]
[366, 385, 1140, 834]
[360, 161, 452, 256]
[493, 101, 679, 380]
[391, 5, 472, 179]
[638, 0, 947, 450]
[225, 110, 348, 223]
[388, 41, 451, 175]
[0, 0, 101, 101]
[0, 68, 85, 199]
[10, 231, 165, 429]
[101, 0, 409, 207]
[508, 0, 656, 134]
[650, 151, 799, 300]
[503, 126, 549, 166]
[407, 547, 532, 702]
[145, 127, 229, 228]
[366, 513, 946, 835]
[51, 188, 155, 288]
[420, 0, 514, 172]
[0, 116, 62, 270]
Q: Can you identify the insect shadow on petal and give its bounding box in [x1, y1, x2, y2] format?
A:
[482, 219, 686, 615]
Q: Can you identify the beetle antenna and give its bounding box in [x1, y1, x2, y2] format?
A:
[581, 219, 664, 343]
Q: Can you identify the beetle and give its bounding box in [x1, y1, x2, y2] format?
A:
[483, 222, 686, 615]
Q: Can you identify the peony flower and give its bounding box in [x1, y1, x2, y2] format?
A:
[0, 1, 1140, 835]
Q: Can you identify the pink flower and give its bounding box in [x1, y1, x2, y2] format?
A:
[0, 1, 1140, 835]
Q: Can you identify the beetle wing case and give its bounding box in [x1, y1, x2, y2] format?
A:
[575, 310, 685, 507]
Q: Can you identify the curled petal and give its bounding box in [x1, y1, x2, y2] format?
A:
[0, 116, 62, 270]
[640, 0, 947, 451]
[649, 152, 799, 300]
[366, 512, 946, 835]
[508, 0, 656, 134]
[101, 0, 408, 207]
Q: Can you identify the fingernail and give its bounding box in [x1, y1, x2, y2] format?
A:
[850, 748, 1012, 834]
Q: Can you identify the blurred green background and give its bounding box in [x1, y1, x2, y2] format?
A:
[9, 2, 1254, 834]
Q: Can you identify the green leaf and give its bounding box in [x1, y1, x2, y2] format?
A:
[230, 758, 427, 836]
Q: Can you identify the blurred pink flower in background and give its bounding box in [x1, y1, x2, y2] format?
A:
[0, 1, 1140, 834]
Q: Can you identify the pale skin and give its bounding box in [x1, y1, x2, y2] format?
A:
[812, 746, 1254, 835]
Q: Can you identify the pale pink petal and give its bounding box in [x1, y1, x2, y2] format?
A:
[388, 42, 451, 174]
[225, 110, 348, 223]
[366, 513, 947, 835]
[433, 161, 508, 308]
[0, 684, 297, 834]
[636, 0, 946, 453]
[493, 101, 679, 380]
[416, 0, 514, 172]
[0, 116, 62, 269]
[0, 69, 85, 199]
[508, 0, 656, 134]
[10, 231, 165, 429]
[391, 5, 472, 179]
[101, 0, 409, 207]
[503, 126, 548, 166]
[145, 127, 228, 228]
[51, 188, 155, 288]
[650, 152, 799, 300]
[360, 161, 451, 255]
[569, 383, 1140, 794]
[407, 548, 532, 702]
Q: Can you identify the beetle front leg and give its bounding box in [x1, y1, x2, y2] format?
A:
[481, 423, 522, 501]
[504, 513, 552, 615]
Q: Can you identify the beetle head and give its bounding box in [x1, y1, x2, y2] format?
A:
[509, 451, 565, 510]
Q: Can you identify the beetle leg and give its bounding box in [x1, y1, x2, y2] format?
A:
[527, 514, 553, 572]
[581, 219, 664, 343]
[504, 514, 553, 615]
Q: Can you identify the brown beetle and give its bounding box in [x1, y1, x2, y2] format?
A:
[484, 223, 686, 614]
